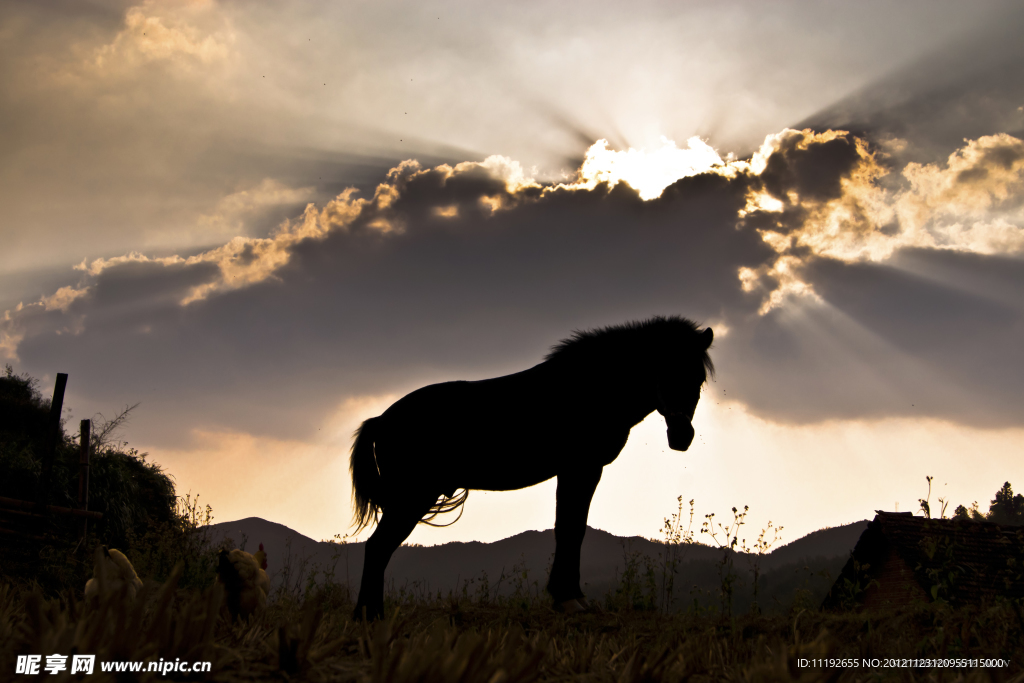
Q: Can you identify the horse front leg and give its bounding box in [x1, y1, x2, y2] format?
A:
[547, 464, 603, 612]
[353, 494, 436, 620]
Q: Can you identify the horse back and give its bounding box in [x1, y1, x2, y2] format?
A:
[373, 364, 634, 490]
[382, 365, 562, 432]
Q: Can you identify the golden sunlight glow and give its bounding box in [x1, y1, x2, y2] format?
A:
[570, 137, 730, 200]
[41, 285, 90, 312]
[737, 131, 1024, 314]
[141, 392, 1024, 547]
[92, 5, 235, 74]
[148, 392, 400, 544]
[739, 191, 785, 216]
[477, 155, 539, 194]
[738, 256, 821, 314]
[198, 179, 315, 240]
[0, 309, 24, 362]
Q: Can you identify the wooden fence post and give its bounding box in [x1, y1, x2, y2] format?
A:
[38, 373, 68, 506]
[78, 419, 91, 542]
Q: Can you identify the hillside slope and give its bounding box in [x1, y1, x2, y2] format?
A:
[208, 517, 868, 611]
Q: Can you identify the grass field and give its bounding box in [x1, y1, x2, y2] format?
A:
[3, 562, 1023, 682]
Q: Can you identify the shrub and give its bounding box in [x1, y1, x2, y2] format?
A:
[0, 367, 216, 593]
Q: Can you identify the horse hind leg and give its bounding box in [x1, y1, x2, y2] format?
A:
[353, 493, 437, 621]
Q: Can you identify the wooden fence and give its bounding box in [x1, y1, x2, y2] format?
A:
[0, 373, 103, 550]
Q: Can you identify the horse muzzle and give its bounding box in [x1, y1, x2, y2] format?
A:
[657, 388, 700, 452]
[663, 413, 695, 451]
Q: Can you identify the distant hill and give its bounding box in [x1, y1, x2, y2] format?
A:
[757, 522, 870, 572]
[207, 518, 869, 613]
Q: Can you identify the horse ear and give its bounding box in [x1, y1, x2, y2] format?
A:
[700, 327, 714, 349]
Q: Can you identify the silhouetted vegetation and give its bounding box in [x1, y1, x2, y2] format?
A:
[0, 366, 218, 592]
[952, 482, 1024, 525]
[913, 473, 1024, 526]
[2, 547, 1022, 681]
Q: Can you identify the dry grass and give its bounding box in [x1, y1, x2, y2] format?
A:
[3, 568, 1024, 682]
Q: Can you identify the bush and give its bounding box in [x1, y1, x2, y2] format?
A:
[952, 481, 1024, 526]
[0, 367, 217, 593]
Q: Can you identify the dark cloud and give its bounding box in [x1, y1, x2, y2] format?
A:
[760, 134, 861, 204]
[5, 124, 1023, 446]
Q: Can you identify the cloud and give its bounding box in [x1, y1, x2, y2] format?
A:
[91, 3, 236, 76]
[40, 285, 91, 313]
[198, 178, 317, 240]
[737, 131, 1024, 312]
[900, 134, 1024, 254]
[4, 0, 1018, 280]
[0, 309, 24, 361]
[4, 128, 1024, 442]
[1, 141, 759, 440]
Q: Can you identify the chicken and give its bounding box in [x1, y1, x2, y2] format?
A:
[216, 542, 270, 619]
[84, 546, 143, 603]
[253, 542, 268, 572]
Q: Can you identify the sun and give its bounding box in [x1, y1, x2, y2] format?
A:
[572, 136, 731, 200]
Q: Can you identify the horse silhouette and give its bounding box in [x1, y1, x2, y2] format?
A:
[349, 316, 714, 619]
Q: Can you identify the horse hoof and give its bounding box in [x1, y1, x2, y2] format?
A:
[352, 605, 380, 621]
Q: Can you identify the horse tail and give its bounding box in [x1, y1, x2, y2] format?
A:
[350, 417, 383, 533]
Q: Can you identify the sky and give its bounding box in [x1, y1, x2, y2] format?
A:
[2, 0, 1023, 549]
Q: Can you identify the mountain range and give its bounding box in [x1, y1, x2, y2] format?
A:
[207, 517, 869, 613]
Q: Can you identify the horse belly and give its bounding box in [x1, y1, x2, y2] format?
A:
[457, 446, 561, 491]
[434, 422, 563, 491]
[438, 416, 630, 491]
[373, 377, 626, 492]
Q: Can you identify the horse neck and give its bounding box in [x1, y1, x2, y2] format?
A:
[546, 355, 659, 424]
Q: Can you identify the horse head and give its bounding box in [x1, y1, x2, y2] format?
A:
[656, 326, 713, 451]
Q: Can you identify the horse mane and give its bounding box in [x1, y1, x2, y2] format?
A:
[543, 315, 715, 379]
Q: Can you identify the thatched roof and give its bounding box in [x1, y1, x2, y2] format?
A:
[822, 511, 1024, 609]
